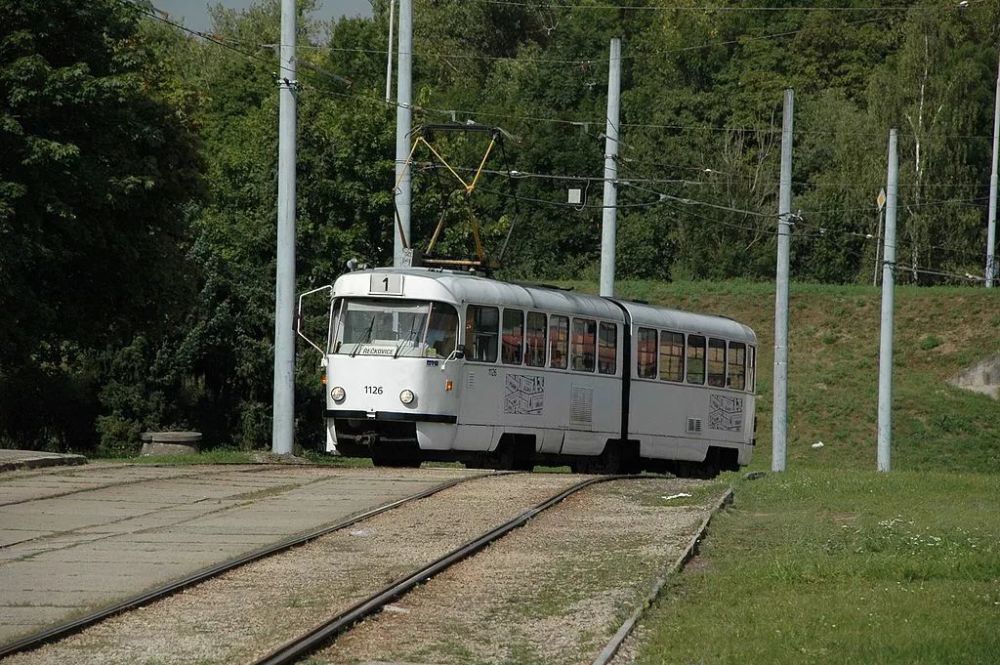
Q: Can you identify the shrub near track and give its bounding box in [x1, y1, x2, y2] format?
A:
[633, 470, 1000, 664]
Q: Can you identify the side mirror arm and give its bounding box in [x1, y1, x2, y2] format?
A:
[441, 346, 465, 371]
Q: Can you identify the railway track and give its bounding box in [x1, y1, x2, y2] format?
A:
[0, 471, 492, 660]
[2, 472, 726, 665]
[250, 475, 631, 665]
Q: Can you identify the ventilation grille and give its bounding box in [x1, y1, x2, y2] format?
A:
[686, 418, 703, 434]
[466, 372, 476, 390]
[570, 386, 593, 425]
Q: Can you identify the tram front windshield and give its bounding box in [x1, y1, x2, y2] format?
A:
[331, 298, 458, 358]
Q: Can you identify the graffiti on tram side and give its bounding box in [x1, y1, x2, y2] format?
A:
[504, 374, 545, 415]
[709, 394, 744, 432]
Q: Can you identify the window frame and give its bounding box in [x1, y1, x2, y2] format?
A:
[598, 322, 617, 375]
[636, 327, 658, 379]
[658, 330, 685, 383]
[525, 311, 547, 368]
[549, 314, 569, 370]
[570, 317, 597, 373]
[707, 337, 727, 388]
[501, 308, 525, 365]
[465, 304, 499, 363]
[686, 334, 707, 385]
[728, 341, 746, 390]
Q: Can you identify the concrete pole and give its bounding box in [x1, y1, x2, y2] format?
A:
[385, 0, 395, 104]
[877, 129, 899, 473]
[271, 0, 297, 455]
[771, 88, 793, 473]
[599, 37, 621, 298]
[393, 0, 412, 267]
[986, 51, 999, 287]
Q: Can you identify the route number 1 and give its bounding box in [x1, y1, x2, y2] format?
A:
[369, 273, 403, 295]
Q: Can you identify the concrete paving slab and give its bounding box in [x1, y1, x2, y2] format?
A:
[0, 465, 267, 506]
[0, 450, 86, 473]
[0, 465, 475, 648]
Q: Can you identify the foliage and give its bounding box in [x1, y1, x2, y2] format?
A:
[3, 0, 1000, 451]
[0, 0, 201, 450]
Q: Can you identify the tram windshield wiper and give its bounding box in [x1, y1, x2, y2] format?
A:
[351, 315, 377, 357]
[393, 327, 420, 359]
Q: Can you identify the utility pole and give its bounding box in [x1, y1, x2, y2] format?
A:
[877, 128, 899, 473]
[385, 0, 395, 104]
[393, 0, 412, 267]
[771, 88, 793, 473]
[599, 37, 621, 298]
[271, 0, 297, 455]
[986, 51, 999, 287]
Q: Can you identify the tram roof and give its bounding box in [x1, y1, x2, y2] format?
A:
[334, 267, 625, 320]
[619, 301, 757, 344]
[333, 267, 756, 342]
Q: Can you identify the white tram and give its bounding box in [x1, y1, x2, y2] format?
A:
[298, 267, 757, 475]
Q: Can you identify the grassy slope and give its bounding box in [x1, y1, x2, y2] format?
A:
[557, 280, 999, 663]
[568, 280, 1000, 472]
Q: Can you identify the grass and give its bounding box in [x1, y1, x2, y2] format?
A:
[103, 449, 256, 465]
[634, 469, 1000, 664]
[562, 279, 1000, 473]
[551, 280, 1000, 663]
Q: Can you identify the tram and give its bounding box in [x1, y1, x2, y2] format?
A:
[297, 267, 757, 475]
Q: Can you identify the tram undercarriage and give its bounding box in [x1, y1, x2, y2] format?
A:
[328, 418, 738, 477]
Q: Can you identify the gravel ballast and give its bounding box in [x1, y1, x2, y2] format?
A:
[313, 477, 724, 665]
[1, 472, 583, 665]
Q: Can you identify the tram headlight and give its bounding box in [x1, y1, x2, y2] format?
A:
[399, 389, 415, 405]
[330, 386, 346, 402]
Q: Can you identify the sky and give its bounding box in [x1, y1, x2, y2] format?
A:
[155, 1, 373, 33]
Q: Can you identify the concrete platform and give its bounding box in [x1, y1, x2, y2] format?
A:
[0, 463, 476, 646]
[0, 450, 86, 473]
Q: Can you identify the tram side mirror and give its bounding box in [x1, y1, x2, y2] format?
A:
[441, 345, 465, 371]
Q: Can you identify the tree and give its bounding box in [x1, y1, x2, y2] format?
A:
[0, 0, 201, 449]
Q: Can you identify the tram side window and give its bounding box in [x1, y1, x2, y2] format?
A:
[525, 312, 547, 368]
[549, 315, 569, 369]
[571, 318, 597, 372]
[708, 338, 726, 387]
[466, 305, 499, 362]
[748, 345, 757, 391]
[728, 342, 746, 390]
[637, 327, 657, 378]
[598, 322, 617, 375]
[659, 331, 684, 382]
[501, 309, 524, 365]
[426, 303, 459, 358]
[687, 335, 706, 385]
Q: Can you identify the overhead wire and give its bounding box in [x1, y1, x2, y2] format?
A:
[467, 0, 982, 12]
[317, 14, 885, 65]
[127, 0, 353, 87]
[133, 0, 993, 282]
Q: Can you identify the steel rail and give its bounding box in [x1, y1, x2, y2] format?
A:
[0, 471, 495, 659]
[251, 474, 634, 665]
